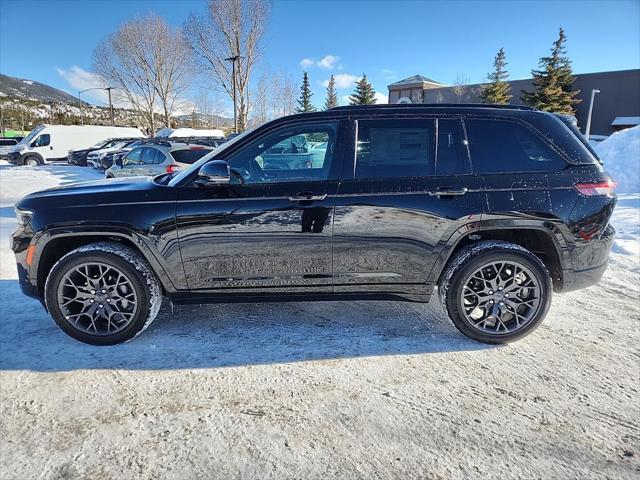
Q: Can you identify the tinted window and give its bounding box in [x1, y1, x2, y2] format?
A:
[124, 148, 143, 165]
[436, 119, 466, 175]
[356, 119, 435, 179]
[34, 134, 50, 147]
[465, 119, 565, 173]
[0, 139, 17, 146]
[171, 149, 210, 164]
[142, 147, 161, 164]
[225, 122, 337, 184]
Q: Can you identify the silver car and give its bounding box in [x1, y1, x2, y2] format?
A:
[0, 138, 19, 160]
[105, 143, 213, 178]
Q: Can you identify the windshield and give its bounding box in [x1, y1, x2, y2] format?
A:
[169, 129, 253, 186]
[17, 125, 45, 145]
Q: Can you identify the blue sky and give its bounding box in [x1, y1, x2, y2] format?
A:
[1, 0, 639, 110]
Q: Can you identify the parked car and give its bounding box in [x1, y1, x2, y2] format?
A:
[7, 125, 145, 166]
[86, 139, 142, 169]
[70, 137, 144, 167]
[0, 138, 19, 159]
[105, 142, 213, 178]
[11, 104, 616, 345]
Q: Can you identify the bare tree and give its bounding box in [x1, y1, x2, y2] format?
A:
[93, 13, 193, 132]
[452, 74, 470, 103]
[183, 0, 270, 131]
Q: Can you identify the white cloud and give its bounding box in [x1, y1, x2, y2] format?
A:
[321, 73, 360, 89]
[299, 58, 315, 69]
[374, 91, 388, 104]
[381, 68, 396, 80]
[317, 55, 340, 69]
[56, 66, 108, 102]
[299, 54, 341, 70]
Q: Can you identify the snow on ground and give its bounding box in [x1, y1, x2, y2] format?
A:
[596, 125, 640, 194]
[0, 162, 639, 479]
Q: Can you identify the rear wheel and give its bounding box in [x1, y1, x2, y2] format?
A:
[44, 242, 162, 345]
[439, 241, 552, 344]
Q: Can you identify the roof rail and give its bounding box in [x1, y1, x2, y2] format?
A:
[330, 103, 534, 111]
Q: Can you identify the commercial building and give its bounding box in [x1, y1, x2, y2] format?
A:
[388, 69, 640, 136]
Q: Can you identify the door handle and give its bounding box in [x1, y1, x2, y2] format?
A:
[288, 193, 327, 202]
[428, 187, 468, 197]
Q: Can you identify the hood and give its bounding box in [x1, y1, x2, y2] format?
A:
[16, 176, 161, 210]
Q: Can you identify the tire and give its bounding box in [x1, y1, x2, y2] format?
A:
[24, 155, 41, 167]
[439, 241, 552, 344]
[105, 173, 113, 179]
[44, 242, 162, 345]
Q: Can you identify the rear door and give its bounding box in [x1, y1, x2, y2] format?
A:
[332, 116, 483, 298]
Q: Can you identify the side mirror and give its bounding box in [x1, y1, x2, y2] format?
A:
[195, 160, 230, 187]
[114, 157, 123, 167]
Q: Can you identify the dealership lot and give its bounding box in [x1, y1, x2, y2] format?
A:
[1, 163, 638, 479]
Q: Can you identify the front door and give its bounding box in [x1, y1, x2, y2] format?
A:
[332, 117, 484, 298]
[175, 121, 346, 294]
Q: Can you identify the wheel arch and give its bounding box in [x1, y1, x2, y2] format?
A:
[21, 152, 45, 166]
[430, 222, 568, 291]
[34, 229, 178, 298]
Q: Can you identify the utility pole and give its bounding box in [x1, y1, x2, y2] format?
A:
[585, 88, 600, 139]
[225, 55, 242, 133]
[78, 91, 84, 125]
[106, 87, 114, 126]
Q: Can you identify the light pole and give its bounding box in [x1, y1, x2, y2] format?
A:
[79, 87, 116, 126]
[225, 55, 242, 133]
[585, 88, 600, 140]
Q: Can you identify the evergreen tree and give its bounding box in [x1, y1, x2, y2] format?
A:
[324, 74, 338, 110]
[480, 48, 512, 104]
[522, 28, 581, 114]
[349, 74, 377, 105]
[295, 71, 316, 113]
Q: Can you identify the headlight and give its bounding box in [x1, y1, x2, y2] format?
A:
[15, 208, 34, 227]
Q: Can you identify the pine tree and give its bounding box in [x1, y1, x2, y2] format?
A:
[295, 71, 316, 113]
[480, 48, 512, 104]
[522, 28, 581, 114]
[324, 74, 338, 110]
[349, 74, 377, 105]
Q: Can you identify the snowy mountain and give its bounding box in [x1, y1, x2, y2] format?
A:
[0, 73, 87, 105]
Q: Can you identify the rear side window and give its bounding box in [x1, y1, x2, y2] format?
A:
[436, 119, 466, 175]
[142, 148, 159, 164]
[465, 119, 565, 173]
[356, 119, 435, 178]
[171, 149, 210, 164]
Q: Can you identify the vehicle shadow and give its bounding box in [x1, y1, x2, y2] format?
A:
[0, 279, 495, 372]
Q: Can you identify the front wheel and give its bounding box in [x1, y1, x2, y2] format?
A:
[44, 242, 162, 345]
[439, 241, 552, 344]
[24, 156, 41, 167]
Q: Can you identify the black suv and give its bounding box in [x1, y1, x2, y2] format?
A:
[11, 105, 616, 345]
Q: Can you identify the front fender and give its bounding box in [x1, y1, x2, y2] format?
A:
[31, 225, 184, 294]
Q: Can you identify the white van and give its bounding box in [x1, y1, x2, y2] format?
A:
[7, 125, 145, 166]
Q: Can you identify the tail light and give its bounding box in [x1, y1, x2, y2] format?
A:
[574, 179, 616, 197]
[166, 164, 182, 173]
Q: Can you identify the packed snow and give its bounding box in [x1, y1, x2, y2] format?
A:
[0, 153, 638, 478]
[596, 125, 640, 194]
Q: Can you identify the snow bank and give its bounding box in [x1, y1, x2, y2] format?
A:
[156, 127, 225, 138]
[595, 125, 640, 194]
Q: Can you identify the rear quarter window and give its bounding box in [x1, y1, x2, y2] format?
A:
[171, 149, 211, 164]
[465, 119, 566, 173]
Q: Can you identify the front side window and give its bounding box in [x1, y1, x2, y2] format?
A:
[465, 119, 565, 173]
[124, 148, 143, 165]
[34, 134, 50, 147]
[355, 119, 435, 179]
[224, 122, 338, 184]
